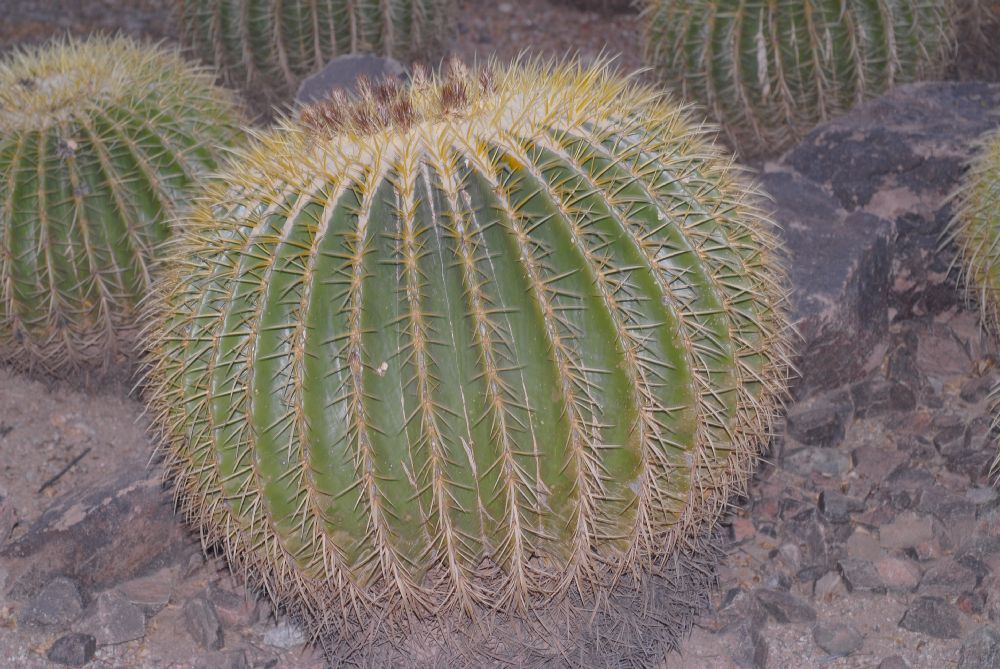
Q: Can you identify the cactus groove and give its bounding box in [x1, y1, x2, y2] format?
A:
[147, 60, 791, 654]
[643, 0, 955, 154]
[176, 0, 453, 94]
[0, 37, 242, 374]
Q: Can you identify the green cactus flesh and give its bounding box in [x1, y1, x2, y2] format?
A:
[951, 129, 1000, 476]
[176, 0, 453, 94]
[643, 0, 954, 154]
[148, 61, 791, 643]
[0, 37, 243, 374]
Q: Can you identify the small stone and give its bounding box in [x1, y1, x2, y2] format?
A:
[814, 571, 845, 602]
[90, 589, 146, 646]
[0, 494, 16, 546]
[183, 596, 224, 650]
[956, 536, 1000, 573]
[960, 376, 992, 403]
[851, 378, 916, 418]
[898, 596, 962, 639]
[853, 446, 906, 482]
[966, 487, 999, 508]
[879, 512, 934, 550]
[755, 588, 817, 623]
[209, 585, 258, 628]
[786, 395, 852, 447]
[877, 657, 910, 669]
[838, 558, 885, 593]
[784, 447, 852, 478]
[119, 567, 176, 616]
[46, 633, 96, 667]
[876, 556, 922, 592]
[295, 55, 405, 105]
[919, 559, 978, 597]
[723, 619, 768, 669]
[846, 528, 883, 561]
[818, 490, 864, 523]
[812, 621, 863, 657]
[193, 649, 249, 669]
[263, 620, 306, 649]
[19, 577, 84, 627]
[958, 626, 1000, 669]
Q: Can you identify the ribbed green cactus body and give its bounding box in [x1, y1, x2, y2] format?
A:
[644, 0, 954, 153]
[149, 62, 789, 636]
[177, 0, 452, 93]
[0, 38, 242, 374]
[952, 129, 1000, 476]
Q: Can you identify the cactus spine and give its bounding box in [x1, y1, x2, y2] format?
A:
[951, 130, 1000, 476]
[0, 37, 242, 374]
[643, 0, 955, 154]
[147, 60, 791, 658]
[176, 0, 453, 94]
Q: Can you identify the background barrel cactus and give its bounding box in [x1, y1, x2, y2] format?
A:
[176, 0, 453, 95]
[147, 59, 791, 662]
[643, 0, 955, 154]
[950, 129, 1000, 476]
[0, 37, 242, 375]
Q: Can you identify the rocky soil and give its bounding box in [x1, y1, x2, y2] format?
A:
[1, 2, 1000, 669]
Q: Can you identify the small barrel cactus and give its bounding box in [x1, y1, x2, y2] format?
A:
[0, 37, 243, 375]
[147, 60, 790, 661]
[950, 129, 1000, 477]
[643, 0, 955, 154]
[176, 0, 453, 94]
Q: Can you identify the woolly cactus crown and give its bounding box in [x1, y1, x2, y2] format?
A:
[147, 59, 791, 662]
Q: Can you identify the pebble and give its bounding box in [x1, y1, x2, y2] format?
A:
[263, 620, 307, 649]
[918, 559, 978, 597]
[754, 588, 817, 624]
[877, 656, 910, 669]
[812, 621, 863, 657]
[784, 447, 852, 478]
[18, 577, 84, 627]
[846, 528, 883, 561]
[90, 589, 146, 646]
[818, 490, 864, 523]
[182, 595, 224, 650]
[785, 395, 851, 447]
[837, 558, 885, 593]
[813, 571, 845, 602]
[958, 626, 1000, 669]
[119, 567, 176, 616]
[898, 596, 962, 639]
[46, 633, 96, 667]
[879, 512, 934, 550]
[875, 556, 922, 592]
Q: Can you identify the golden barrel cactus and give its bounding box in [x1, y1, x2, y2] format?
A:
[643, 0, 955, 154]
[0, 37, 243, 375]
[146, 60, 791, 661]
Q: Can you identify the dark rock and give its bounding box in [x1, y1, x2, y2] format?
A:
[723, 619, 769, 669]
[88, 589, 145, 646]
[119, 567, 175, 616]
[193, 650, 249, 669]
[785, 510, 830, 568]
[46, 633, 96, 667]
[850, 378, 916, 418]
[784, 82, 1000, 318]
[818, 490, 864, 523]
[958, 627, 1000, 669]
[877, 657, 910, 669]
[932, 414, 966, 455]
[919, 559, 978, 597]
[961, 376, 993, 403]
[0, 461, 192, 601]
[898, 596, 962, 639]
[956, 537, 1000, 575]
[183, 595, 224, 650]
[786, 393, 853, 447]
[765, 164, 893, 394]
[18, 576, 84, 627]
[812, 621, 863, 657]
[944, 448, 995, 484]
[0, 493, 16, 546]
[208, 584, 259, 628]
[852, 446, 906, 482]
[295, 54, 406, 106]
[754, 588, 817, 624]
[838, 558, 885, 593]
[783, 446, 852, 478]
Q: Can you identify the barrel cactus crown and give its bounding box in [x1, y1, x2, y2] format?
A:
[147, 59, 791, 660]
[0, 37, 242, 375]
[176, 0, 453, 94]
[951, 130, 1000, 476]
[643, 0, 955, 154]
